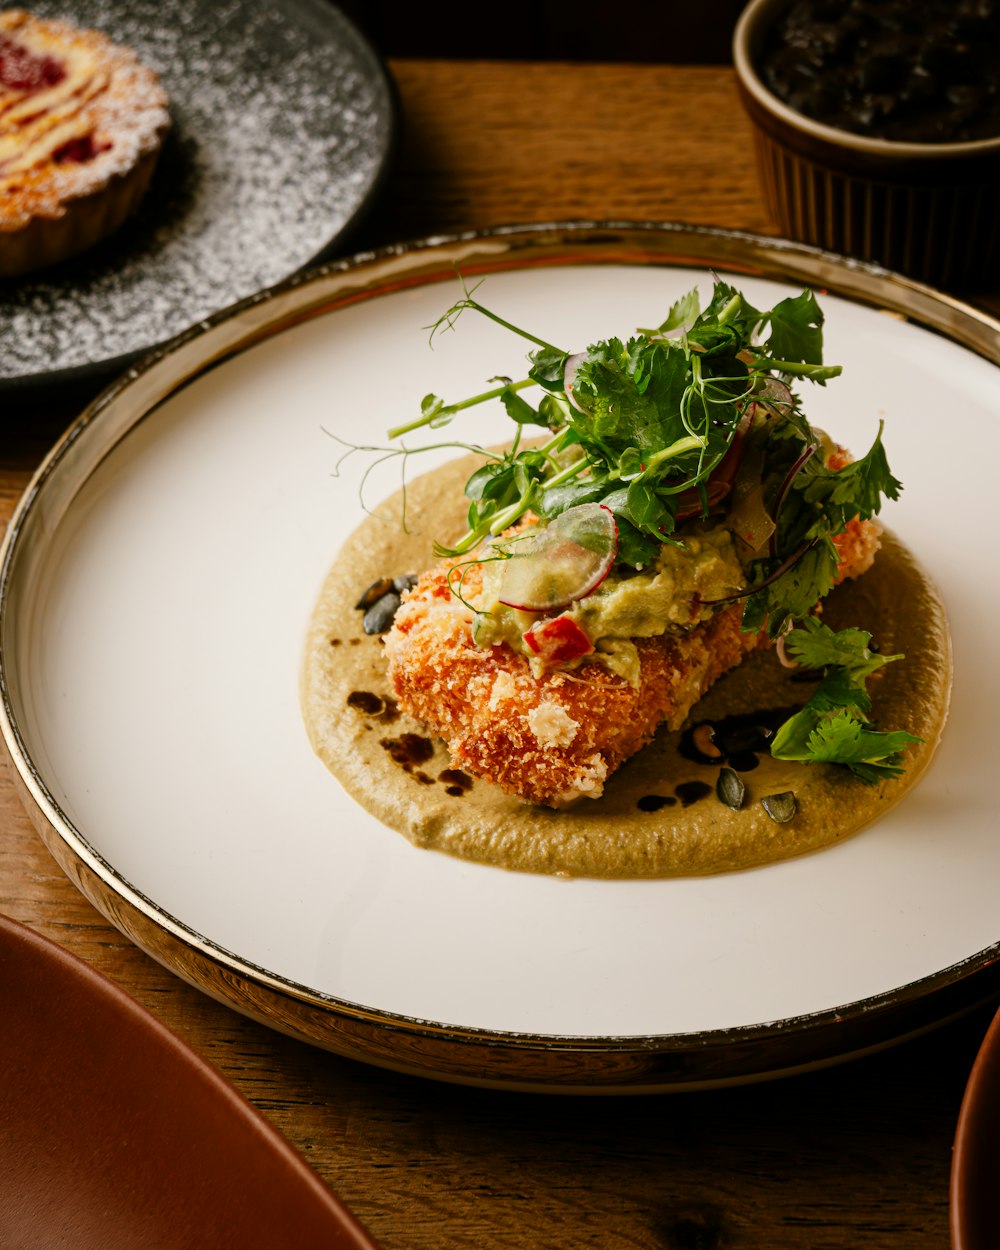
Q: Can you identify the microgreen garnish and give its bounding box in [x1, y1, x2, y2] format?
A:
[445, 551, 512, 614]
[373, 275, 873, 584]
[339, 273, 915, 785]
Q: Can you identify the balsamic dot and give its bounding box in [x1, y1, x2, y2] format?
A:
[637, 794, 677, 812]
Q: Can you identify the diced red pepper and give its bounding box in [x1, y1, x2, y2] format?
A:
[523, 614, 594, 667]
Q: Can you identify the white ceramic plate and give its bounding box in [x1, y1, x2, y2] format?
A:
[3, 223, 999, 1091]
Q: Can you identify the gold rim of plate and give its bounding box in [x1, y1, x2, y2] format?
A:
[2, 221, 999, 1092]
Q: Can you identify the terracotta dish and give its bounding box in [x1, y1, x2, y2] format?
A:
[0, 913, 381, 1250]
[952, 1003, 1000, 1250]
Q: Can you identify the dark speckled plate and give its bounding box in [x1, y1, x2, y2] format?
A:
[0, 0, 395, 399]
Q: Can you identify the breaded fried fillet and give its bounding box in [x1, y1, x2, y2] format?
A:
[383, 517, 881, 808]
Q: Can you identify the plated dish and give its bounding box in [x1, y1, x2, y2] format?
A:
[2, 222, 1000, 1092]
[0, 0, 395, 397]
[0, 913, 381, 1249]
[302, 288, 950, 877]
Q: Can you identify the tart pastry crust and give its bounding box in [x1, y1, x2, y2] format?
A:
[0, 8, 170, 277]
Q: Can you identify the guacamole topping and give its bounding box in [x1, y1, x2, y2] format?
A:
[471, 523, 747, 683]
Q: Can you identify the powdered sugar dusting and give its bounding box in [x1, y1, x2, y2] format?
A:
[0, 0, 394, 385]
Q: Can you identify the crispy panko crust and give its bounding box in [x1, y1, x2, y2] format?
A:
[383, 519, 882, 807]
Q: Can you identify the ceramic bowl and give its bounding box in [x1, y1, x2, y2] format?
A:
[732, 0, 1000, 290]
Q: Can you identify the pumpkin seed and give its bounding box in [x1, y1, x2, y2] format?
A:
[761, 791, 797, 823]
[716, 766, 746, 811]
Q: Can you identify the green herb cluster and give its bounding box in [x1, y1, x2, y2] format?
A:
[771, 618, 922, 781]
[344, 275, 915, 782]
[393, 278, 900, 639]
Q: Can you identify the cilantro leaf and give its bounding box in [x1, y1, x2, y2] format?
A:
[695, 281, 763, 342]
[656, 287, 701, 334]
[741, 539, 841, 637]
[770, 620, 921, 782]
[572, 338, 690, 454]
[793, 421, 902, 531]
[803, 716, 921, 781]
[762, 289, 826, 367]
[782, 615, 898, 683]
[741, 421, 903, 634]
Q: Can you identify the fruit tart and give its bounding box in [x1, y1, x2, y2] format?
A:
[0, 9, 170, 278]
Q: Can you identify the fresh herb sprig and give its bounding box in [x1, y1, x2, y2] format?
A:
[341, 274, 915, 783]
[770, 619, 922, 782]
[740, 421, 901, 636]
[404, 280, 835, 566]
[389, 276, 898, 638]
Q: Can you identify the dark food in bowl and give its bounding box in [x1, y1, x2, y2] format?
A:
[757, 0, 1000, 143]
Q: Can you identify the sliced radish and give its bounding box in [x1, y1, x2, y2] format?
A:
[756, 377, 793, 411]
[674, 404, 754, 520]
[498, 503, 618, 611]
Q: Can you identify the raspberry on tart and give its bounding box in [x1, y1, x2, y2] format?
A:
[0, 9, 170, 278]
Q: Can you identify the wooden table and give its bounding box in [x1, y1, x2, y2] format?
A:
[2, 62, 996, 1249]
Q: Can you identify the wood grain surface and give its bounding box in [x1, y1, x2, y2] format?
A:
[3, 62, 997, 1250]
